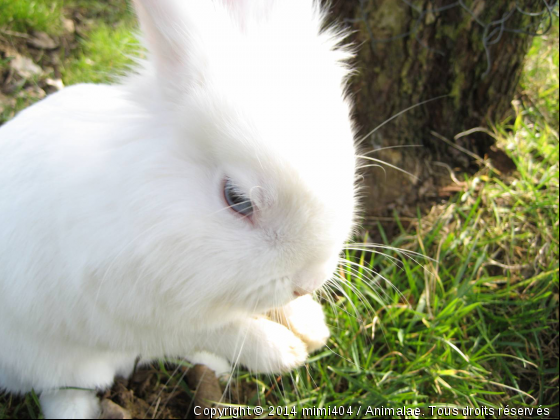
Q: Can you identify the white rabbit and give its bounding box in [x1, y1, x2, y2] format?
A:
[0, 0, 357, 418]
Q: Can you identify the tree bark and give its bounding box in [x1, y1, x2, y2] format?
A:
[326, 0, 552, 215]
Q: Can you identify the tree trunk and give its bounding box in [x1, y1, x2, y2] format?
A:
[327, 0, 552, 215]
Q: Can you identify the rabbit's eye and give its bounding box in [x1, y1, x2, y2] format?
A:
[224, 178, 253, 217]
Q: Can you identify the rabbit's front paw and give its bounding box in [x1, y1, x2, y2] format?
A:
[239, 318, 308, 374]
[40, 389, 100, 419]
[270, 295, 330, 353]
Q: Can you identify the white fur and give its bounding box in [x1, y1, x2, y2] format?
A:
[187, 351, 231, 379]
[271, 295, 331, 352]
[0, 1, 356, 418]
[40, 390, 101, 420]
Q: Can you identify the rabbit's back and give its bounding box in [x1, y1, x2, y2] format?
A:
[1, 83, 159, 349]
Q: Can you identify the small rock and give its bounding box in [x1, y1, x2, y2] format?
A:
[187, 364, 223, 419]
[9, 54, 42, 79]
[28, 31, 58, 50]
[45, 78, 65, 91]
[63, 18, 76, 34]
[100, 399, 132, 420]
[17, 86, 46, 100]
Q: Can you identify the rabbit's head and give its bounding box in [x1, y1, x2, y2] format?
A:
[129, 0, 357, 317]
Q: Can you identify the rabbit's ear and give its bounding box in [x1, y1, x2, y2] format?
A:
[132, 0, 202, 97]
[219, 0, 275, 27]
[133, 1, 182, 70]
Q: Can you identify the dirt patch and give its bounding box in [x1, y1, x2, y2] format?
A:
[0, 5, 113, 123]
[98, 364, 262, 420]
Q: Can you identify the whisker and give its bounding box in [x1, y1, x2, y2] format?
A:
[318, 284, 340, 318]
[322, 342, 360, 368]
[340, 257, 411, 307]
[324, 279, 363, 321]
[334, 264, 394, 312]
[326, 277, 363, 322]
[357, 155, 420, 181]
[342, 248, 405, 270]
[345, 247, 437, 282]
[355, 163, 387, 178]
[361, 144, 424, 156]
[356, 94, 449, 145]
[330, 272, 372, 307]
[344, 243, 438, 263]
[331, 274, 380, 318]
[320, 283, 346, 331]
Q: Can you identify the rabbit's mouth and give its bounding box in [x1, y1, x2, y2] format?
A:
[293, 286, 313, 297]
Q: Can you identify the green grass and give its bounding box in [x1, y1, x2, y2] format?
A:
[0, 0, 137, 124]
[0, 0, 132, 34]
[60, 22, 139, 85]
[0, 0, 63, 34]
[0, 1, 558, 418]
[520, 22, 559, 131]
[60, 0, 138, 85]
